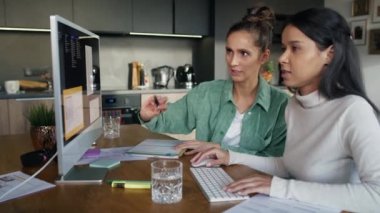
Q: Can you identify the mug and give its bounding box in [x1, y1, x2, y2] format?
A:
[4, 80, 20, 94]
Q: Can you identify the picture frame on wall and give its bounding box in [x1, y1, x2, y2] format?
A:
[350, 19, 367, 45]
[373, 0, 380, 22]
[352, 0, 370, 16]
[369, 29, 380, 54]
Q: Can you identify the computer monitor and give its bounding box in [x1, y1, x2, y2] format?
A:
[50, 15, 103, 182]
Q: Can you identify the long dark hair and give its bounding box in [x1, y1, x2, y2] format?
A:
[227, 6, 275, 52]
[287, 8, 379, 114]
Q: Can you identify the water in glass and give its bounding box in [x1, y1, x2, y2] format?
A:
[151, 160, 182, 204]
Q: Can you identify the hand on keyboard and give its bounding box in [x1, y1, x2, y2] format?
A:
[191, 158, 212, 167]
[190, 147, 229, 167]
[191, 159, 220, 168]
[224, 172, 273, 196]
[190, 167, 249, 202]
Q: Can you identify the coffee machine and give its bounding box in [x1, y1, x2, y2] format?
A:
[175, 64, 196, 89]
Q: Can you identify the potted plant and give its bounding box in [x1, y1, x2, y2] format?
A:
[25, 104, 56, 151]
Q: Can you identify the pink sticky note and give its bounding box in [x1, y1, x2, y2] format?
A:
[83, 148, 100, 158]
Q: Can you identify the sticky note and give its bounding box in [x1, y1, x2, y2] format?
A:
[89, 159, 120, 169]
[83, 148, 101, 158]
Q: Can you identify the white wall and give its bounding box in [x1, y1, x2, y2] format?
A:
[326, 0, 380, 108]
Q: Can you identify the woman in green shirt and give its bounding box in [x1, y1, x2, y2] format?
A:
[140, 6, 289, 157]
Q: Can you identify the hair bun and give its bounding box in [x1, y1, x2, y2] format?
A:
[243, 6, 275, 29]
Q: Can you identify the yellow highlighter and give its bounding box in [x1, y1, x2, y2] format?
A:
[111, 180, 151, 189]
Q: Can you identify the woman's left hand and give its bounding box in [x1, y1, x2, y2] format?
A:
[224, 173, 273, 195]
[175, 140, 220, 155]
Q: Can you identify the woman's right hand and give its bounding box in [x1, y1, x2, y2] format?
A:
[190, 147, 230, 167]
[139, 95, 168, 122]
[175, 140, 220, 156]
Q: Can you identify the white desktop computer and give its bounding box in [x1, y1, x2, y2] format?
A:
[50, 15, 105, 183]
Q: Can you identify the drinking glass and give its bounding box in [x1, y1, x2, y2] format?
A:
[102, 114, 121, 139]
[151, 160, 183, 204]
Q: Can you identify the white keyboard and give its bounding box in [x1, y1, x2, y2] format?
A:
[190, 167, 249, 202]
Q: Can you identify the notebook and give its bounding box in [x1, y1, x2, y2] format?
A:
[90, 159, 120, 169]
[127, 139, 184, 159]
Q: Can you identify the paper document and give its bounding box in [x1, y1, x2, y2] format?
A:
[76, 146, 148, 165]
[0, 171, 55, 203]
[127, 139, 184, 159]
[224, 194, 341, 213]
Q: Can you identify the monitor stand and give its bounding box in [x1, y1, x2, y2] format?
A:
[55, 166, 108, 184]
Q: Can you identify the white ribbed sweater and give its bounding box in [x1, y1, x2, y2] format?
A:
[229, 91, 380, 212]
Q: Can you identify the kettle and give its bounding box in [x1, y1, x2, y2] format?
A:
[175, 64, 195, 88]
[151, 65, 174, 88]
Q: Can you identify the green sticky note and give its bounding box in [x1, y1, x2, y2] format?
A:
[90, 159, 120, 169]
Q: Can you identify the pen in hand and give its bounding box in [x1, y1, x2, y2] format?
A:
[153, 95, 160, 107]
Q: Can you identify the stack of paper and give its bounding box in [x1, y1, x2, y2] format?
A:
[75, 146, 147, 165]
[0, 171, 55, 203]
[127, 139, 184, 159]
[225, 194, 341, 213]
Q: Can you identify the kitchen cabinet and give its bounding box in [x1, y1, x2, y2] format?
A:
[174, 0, 210, 35]
[0, 99, 9, 135]
[141, 92, 196, 140]
[4, 0, 73, 28]
[0, 0, 5, 26]
[132, 0, 173, 34]
[132, 0, 211, 36]
[6, 99, 53, 135]
[73, 0, 132, 33]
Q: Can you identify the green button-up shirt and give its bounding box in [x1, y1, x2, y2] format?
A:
[143, 77, 289, 157]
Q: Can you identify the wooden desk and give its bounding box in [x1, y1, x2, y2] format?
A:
[0, 125, 257, 212]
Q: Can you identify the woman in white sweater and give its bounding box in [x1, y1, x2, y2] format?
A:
[190, 8, 380, 212]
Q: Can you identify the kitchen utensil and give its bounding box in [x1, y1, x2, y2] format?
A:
[151, 65, 174, 88]
[128, 62, 145, 89]
[175, 64, 195, 89]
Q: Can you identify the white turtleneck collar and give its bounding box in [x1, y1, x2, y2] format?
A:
[295, 90, 328, 108]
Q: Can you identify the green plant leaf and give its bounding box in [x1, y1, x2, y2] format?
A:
[25, 104, 55, 126]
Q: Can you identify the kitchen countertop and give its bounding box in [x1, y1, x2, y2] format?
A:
[0, 91, 54, 100]
[0, 87, 190, 100]
[102, 87, 190, 95]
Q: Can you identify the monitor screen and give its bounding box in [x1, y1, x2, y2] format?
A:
[50, 15, 102, 180]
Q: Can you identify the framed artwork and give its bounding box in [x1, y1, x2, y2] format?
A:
[350, 19, 367, 45]
[352, 0, 370, 16]
[373, 0, 380, 22]
[369, 29, 380, 54]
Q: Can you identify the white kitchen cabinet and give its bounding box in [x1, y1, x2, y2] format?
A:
[5, 0, 73, 28]
[141, 92, 196, 141]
